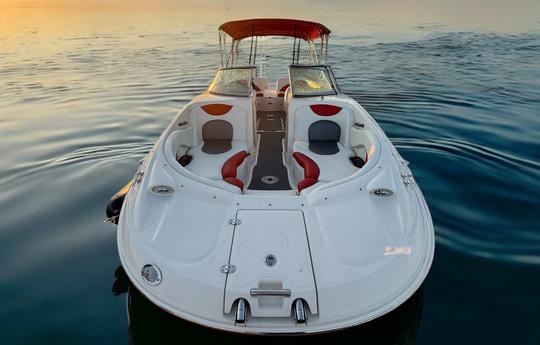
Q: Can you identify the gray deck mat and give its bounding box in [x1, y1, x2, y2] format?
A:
[258, 111, 284, 131]
[247, 112, 292, 190]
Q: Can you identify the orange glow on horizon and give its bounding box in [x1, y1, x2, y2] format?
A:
[1, 0, 539, 36]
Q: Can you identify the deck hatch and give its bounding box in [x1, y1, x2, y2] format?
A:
[223, 210, 318, 318]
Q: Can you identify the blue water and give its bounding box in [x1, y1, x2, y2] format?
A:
[1, 7, 540, 345]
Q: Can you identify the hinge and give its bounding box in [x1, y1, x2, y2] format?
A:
[228, 218, 242, 225]
[220, 264, 236, 274]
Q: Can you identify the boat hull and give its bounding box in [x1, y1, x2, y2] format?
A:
[126, 282, 425, 342]
[116, 178, 434, 334]
[113, 91, 435, 335]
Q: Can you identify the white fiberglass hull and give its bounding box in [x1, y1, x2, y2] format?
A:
[116, 94, 434, 334]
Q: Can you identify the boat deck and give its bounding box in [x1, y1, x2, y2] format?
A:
[247, 111, 292, 190]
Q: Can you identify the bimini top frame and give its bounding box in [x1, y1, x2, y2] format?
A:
[218, 18, 331, 68]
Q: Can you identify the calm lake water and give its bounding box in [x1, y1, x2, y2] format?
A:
[1, 2, 540, 344]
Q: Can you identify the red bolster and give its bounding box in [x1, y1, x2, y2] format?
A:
[278, 84, 289, 97]
[293, 152, 320, 179]
[222, 151, 248, 190]
[256, 92, 264, 97]
[292, 152, 320, 192]
[297, 178, 317, 192]
[310, 104, 342, 116]
[224, 177, 244, 191]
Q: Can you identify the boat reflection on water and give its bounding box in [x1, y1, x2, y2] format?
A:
[113, 266, 424, 344]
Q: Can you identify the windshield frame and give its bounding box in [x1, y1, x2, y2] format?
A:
[288, 64, 340, 98]
[207, 66, 256, 97]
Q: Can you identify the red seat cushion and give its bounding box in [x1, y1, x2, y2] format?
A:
[252, 82, 264, 97]
[293, 152, 320, 179]
[222, 151, 249, 190]
[224, 177, 244, 191]
[297, 178, 317, 192]
[292, 152, 320, 192]
[277, 84, 289, 97]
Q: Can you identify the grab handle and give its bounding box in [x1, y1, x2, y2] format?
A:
[250, 288, 291, 297]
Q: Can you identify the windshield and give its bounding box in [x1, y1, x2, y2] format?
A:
[289, 65, 338, 97]
[208, 67, 255, 96]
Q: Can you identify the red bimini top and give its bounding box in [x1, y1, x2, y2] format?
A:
[219, 18, 331, 41]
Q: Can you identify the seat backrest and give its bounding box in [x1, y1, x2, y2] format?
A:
[308, 120, 341, 155]
[202, 120, 233, 154]
[289, 103, 354, 149]
[189, 102, 253, 149]
[252, 77, 268, 91]
[276, 77, 290, 96]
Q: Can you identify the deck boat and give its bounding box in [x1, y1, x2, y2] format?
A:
[107, 19, 434, 335]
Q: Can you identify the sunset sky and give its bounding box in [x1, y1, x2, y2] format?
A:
[1, 0, 539, 35]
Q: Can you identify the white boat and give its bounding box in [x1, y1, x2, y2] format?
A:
[107, 18, 435, 335]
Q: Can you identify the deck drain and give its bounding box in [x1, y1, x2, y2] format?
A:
[265, 254, 277, 267]
[261, 175, 279, 185]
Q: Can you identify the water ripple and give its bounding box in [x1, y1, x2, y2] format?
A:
[393, 137, 540, 171]
[0, 142, 153, 187]
[393, 137, 540, 265]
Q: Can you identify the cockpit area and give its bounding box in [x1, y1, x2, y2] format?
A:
[166, 64, 376, 195]
[164, 19, 376, 195]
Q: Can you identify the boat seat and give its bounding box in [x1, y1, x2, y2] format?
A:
[288, 103, 353, 154]
[308, 120, 341, 155]
[253, 77, 268, 90]
[277, 84, 289, 97]
[174, 102, 254, 191]
[186, 141, 248, 181]
[293, 141, 358, 182]
[222, 151, 249, 190]
[202, 119, 233, 154]
[252, 82, 264, 97]
[276, 77, 289, 97]
[292, 152, 319, 192]
[252, 77, 268, 97]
